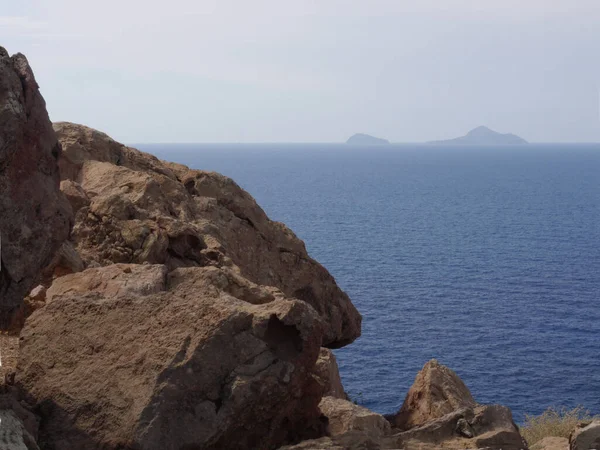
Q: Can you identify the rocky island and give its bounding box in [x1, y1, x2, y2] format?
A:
[429, 126, 528, 145]
[1, 47, 597, 450]
[346, 133, 390, 145]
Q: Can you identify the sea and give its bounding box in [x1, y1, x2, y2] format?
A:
[138, 143, 600, 423]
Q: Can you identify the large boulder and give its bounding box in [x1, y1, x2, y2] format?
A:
[570, 421, 600, 450]
[17, 264, 329, 449]
[319, 396, 390, 439]
[386, 405, 526, 449]
[0, 47, 71, 320]
[313, 348, 347, 399]
[52, 122, 361, 347]
[391, 359, 476, 430]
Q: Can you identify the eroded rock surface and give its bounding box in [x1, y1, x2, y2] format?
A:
[313, 348, 347, 400]
[0, 47, 71, 320]
[570, 421, 600, 450]
[18, 264, 328, 449]
[52, 122, 360, 347]
[319, 396, 390, 439]
[391, 359, 476, 430]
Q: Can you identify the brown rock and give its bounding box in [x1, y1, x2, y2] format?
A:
[17, 265, 328, 449]
[392, 359, 476, 430]
[313, 348, 347, 399]
[531, 436, 568, 450]
[319, 396, 391, 439]
[386, 405, 526, 450]
[570, 421, 600, 450]
[0, 48, 72, 321]
[45, 263, 167, 302]
[52, 122, 360, 347]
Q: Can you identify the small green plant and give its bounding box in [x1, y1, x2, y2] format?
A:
[520, 406, 598, 446]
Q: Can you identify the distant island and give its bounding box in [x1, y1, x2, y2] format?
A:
[346, 133, 390, 145]
[429, 126, 528, 145]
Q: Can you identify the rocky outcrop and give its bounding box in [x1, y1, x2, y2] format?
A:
[51, 122, 360, 348]
[17, 264, 329, 449]
[319, 396, 390, 439]
[391, 359, 476, 430]
[0, 47, 72, 320]
[570, 421, 600, 450]
[313, 348, 347, 399]
[386, 404, 527, 449]
[381, 360, 526, 449]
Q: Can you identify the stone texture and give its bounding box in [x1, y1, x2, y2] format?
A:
[53, 122, 361, 347]
[531, 436, 568, 450]
[17, 264, 328, 450]
[0, 48, 72, 321]
[313, 348, 347, 399]
[391, 359, 477, 430]
[570, 421, 600, 450]
[386, 405, 527, 450]
[319, 396, 390, 439]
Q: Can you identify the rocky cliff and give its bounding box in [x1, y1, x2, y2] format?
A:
[0, 48, 535, 450]
[0, 47, 72, 321]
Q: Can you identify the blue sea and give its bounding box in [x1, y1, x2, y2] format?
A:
[138, 143, 600, 423]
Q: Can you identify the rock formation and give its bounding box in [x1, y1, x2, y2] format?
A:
[18, 264, 328, 449]
[570, 421, 600, 450]
[391, 359, 477, 430]
[0, 47, 72, 320]
[312, 348, 347, 400]
[50, 122, 361, 348]
[386, 359, 526, 449]
[2, 49, 532, 450]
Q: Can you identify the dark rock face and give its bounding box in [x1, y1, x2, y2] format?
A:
[0, 47, 72, 322]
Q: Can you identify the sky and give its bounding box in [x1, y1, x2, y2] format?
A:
[1, 0, 600, 143]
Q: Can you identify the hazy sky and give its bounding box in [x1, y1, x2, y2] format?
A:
[2, 0, 600, 143]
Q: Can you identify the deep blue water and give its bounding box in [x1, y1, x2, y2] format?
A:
[138, 143, 600, 423]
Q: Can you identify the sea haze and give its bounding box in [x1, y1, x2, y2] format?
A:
[138, 143, 600, 423]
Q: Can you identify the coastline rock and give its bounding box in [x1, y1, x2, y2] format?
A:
[313, 348, 347, 399]
[17, 264, 328, 449]
[570, 421, 600, 450]
[386, 405, 526, 449]
[52, 122, 360, 347]
[0, 48, 72, 320]
[391, 359, 476, 430]
[319, 396, 390, 439]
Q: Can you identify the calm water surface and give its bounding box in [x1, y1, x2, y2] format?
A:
[138, 143, 600, 422]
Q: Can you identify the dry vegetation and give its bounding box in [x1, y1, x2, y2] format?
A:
[520, 406, 598, 446]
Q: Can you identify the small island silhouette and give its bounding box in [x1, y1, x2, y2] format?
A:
[346, 133, 390, 145]
[429, 126, 527, 145]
